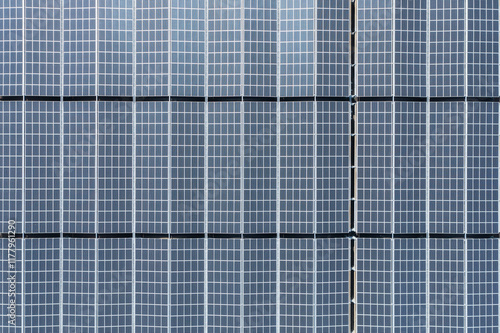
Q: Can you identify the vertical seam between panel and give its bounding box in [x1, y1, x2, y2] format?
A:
[94, 0, 99, 323]
[21, 0, 25, 329]
[276, 0, 281, 331]
[391, 238, 395, 333]
[167, 237, 171, 332]
[94, 0, 99, 324]
[167, 2, 172, 332]
[204, 0, 209, 331]
[350, 0, 357, 331]
[425, 0, 431, 329]
[463, 1, 469, 328]
[240, 0, 245, 329]
[312, 0, 317, 330]
[59, 1, 64, 330]
[391, 0, 395, 236]
[94, 1, 100, 331]
[131, 0, 137, 330]
[390, 3, 396, 330]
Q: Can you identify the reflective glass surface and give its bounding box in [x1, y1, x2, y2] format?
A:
[0, 1, 499, 331]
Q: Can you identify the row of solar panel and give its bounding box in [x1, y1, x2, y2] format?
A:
[0, 237, 349, 331]
[2, 100, 498, 234]
[1, 0, 499, 98]
[1, 237, 498, 331]
[357, 237, 499, 332]
[357, 101, 499, 234]
[0, 0, 350, 97]
[0, 100, 349, 235]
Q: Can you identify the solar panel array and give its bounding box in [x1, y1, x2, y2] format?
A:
[0, 0, 498, 331]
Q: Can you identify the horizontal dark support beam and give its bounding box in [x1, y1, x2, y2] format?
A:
[169, 233, 205, 238]
[467, 233, 500, 239]
[170, 96, 205, 102]
[280, 96, 314, 102]
[97, 233, 133, 238]
[393, 233, 427, 238]
[429, 96, 467, 102]
[280, 233, 314, 238]
[0, 96, 23, 101]
[394, 96, 427, 102]
[316, 96, 350, 102]
[243, 233, 277, 239]
[467, 97, 499, 102]
[0, 232, 497, 239]
[64, 96, 97, 101]
[355, 96, 392, 102]
[208, 96, 242, 102]
[98, 96, 133, 102]
[25, 96, 60, 101]
[24, 233, 61, 238]
[207, 233, 241, 238]
[136, 96, 170, 102]
[0, 95, 498, 103]
[63, 233, 98, 238]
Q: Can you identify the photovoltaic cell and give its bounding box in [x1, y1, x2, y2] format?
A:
[170, 238, 204, 332]
[97, 101, 133, 233]
[208, 238, 241, 331]
[97, 0, 133, 96]
[429, 102, 465, 233]
[0, 238, 22, 332]
[316, 238, 349, 332]
[316, 101, 349, 233]
[208, 0, 241, 97]
[208, 102, 241, 233]
[357, 238, 392, 332]
[0, 0, 22, 96]
[394, 238, 426, 331]
[63, 0, 96, 96]
[429, 239, 465, 332]
[170, 102, 204, 233]
[0, 101, 22, 234]
[279, 238, 314, 331]
[467, 102, 499, 234]
[62, 238, 96, 330]
[394, 102, 426, 233]
[171, 0, 205, 97]
[244, 0, 277, 97]
[395, 0, 426, 97]
[243, 102, 277, 233]
[25, 238, 60, 331]
[280, 102, 314, 233]
[25, 0, 61, 96]
[280, 0, 314, 97]
[467, 0, 499, 97]
[357, 0, 392, 97]
[467, 238, 499, 330]
[136, 238, 169, 331]
[136, 0, 169, 97]
[243, 238, 276, 331]
[430, 0, 465, 97]
[25, 101, 61, 233]
[63, 101, 96, 233]
[97, 238, 133, 332]
[316, 0, 350, 97]
[136, 102, 169, 234]
[357, 102, 392, 233]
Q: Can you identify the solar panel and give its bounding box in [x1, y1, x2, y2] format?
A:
[0, 1, 497, 331]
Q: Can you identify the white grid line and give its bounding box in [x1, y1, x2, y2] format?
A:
[59, 3, 64, 330]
